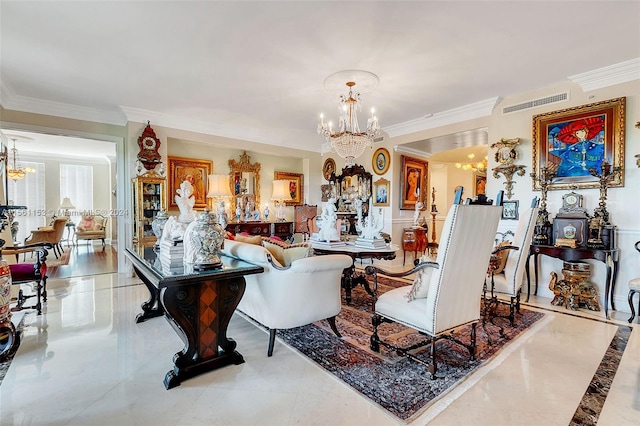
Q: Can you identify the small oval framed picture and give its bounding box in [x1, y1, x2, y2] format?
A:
[323, 158, 336, 181]
[372, 147, 390, 175]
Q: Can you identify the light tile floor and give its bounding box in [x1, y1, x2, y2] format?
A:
[1, 273, 638, 425]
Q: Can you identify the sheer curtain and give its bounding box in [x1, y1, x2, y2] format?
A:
[60, 164, 93, 221]
[8, 161, 46, 242]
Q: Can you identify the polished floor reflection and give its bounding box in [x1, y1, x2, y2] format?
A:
[1, 272, 638, 425]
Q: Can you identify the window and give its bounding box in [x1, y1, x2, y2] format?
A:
[60, 164, 93, 216]
[8, 161, 46, 242]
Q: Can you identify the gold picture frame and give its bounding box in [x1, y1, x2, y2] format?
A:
[322, 158, 336, 181]
[372, 147, 390, 175]
[474, 173, 487, 196]
[400, 155, 428, 210]
[168, 156, 213, 209]
[373, 178, 390, 206]
[274, 171, 303, 206]
[532, 97, 625, 191]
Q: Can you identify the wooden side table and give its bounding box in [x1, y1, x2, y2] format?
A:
[402, 227, 428, 265]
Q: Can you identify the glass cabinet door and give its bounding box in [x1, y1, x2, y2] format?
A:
[132, 174, 166, 246]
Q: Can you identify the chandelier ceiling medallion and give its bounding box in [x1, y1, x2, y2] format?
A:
[317, 70, 381, 167]
[3, 135, 35, 181]
[455, 153, 488, 173]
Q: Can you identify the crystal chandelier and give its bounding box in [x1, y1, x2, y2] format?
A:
[455, 153, 488, 173]
[4, 136, 35, 181]
[317, 79, 381, 167]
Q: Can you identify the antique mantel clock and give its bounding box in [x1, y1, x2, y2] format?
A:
[553, 189, 589, 248]
[137, 121, 162, 171]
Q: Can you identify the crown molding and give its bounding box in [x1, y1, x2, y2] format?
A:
[384, 97, 501, 138]
[393, 144, 431, 158]
[120, 106, 312, 152]
[568, 57, 640, 92]
[1, 81, 127, 126]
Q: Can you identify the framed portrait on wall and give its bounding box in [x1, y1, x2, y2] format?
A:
[373, 178, 390, 206]
[532, 97, 625, 191]
[501, 200, 519, 220]
[399, 155, 428, 210]
[274, 171, 303, 205]
[372, 147, 390, 175]
[168, 156, 213, 209]
[474, 173, 487, 196]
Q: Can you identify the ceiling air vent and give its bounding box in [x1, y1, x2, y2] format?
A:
[374, 136, 384, 143]
[502, 91, 569, 114]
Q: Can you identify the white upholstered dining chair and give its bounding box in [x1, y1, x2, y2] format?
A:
[489, 198, 538, 325]
[365, 192, 502, 379]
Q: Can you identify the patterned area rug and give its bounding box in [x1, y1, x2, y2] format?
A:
[276, 276, 545, 421]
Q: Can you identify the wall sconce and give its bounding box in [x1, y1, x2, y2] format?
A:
[491, 137, 526, 200]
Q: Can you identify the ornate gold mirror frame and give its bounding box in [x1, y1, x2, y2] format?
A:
[228, 151, 261, 216]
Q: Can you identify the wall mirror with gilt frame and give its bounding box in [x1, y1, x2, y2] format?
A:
[228, 151, 261, 216]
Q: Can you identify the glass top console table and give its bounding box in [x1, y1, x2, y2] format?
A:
[125, 245, 264, 389]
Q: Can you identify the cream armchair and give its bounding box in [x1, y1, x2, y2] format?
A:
[365, 198, 502, 378]
[220, 239, 352, 356]
[75, 214, 108, 247]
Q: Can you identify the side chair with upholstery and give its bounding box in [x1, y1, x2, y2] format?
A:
[24, 216, 68, 259]
[364, 188, 502, 378]
[1, 222, 52, 316]
[75, 214, 108, 247]
[488, 197, 538, 325]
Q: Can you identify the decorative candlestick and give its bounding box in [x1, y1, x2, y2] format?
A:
[530, 166, 556, 244]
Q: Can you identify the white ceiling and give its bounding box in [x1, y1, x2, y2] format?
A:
[1, 1, 639, 158]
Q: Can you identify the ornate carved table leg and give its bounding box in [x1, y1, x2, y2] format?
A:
[133, 267, 164, 323]
[161, 276, 246, 390]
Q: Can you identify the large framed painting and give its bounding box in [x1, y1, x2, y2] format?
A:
[168, 156, 213, 209]
[274, 171, 303, 205]
[400, 155, 428, 210]
[532, 97, 625, 191]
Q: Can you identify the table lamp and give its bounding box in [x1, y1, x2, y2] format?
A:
[206, 174, 233, 229]
[60, 197, 75, 218]
[271, 180, 291, 221]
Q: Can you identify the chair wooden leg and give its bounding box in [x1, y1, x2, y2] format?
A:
[428, 339, 437, 379]
[628, 290, 638, 323]
[469, 322, 477, 360]
[267, 329, 277, 357]
[327, 316, 341, 338]
[42, 276, 48, 302]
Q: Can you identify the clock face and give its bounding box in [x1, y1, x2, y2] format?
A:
[565, 194, 578, 206]
[143, 137, 157, 150]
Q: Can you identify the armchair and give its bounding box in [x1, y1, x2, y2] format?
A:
[365, 194, 502, 378]
[75, 214, 108, 247]
[220, 239, 352, 356]
[24, 216, 67, 258]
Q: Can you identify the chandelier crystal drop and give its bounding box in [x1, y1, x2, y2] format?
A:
[455, 153, 488, 173]
[317, 81, 381, 167]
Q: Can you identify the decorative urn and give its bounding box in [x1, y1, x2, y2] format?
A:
[151, 210, 169, 248]
[186, 210, 225, 270]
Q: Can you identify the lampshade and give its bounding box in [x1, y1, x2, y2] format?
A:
[271, 180, 291, 201]
[206, 174, 233, 198]
[60, 197, 75, 209]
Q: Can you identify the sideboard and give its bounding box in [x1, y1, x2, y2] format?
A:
[225, 221, 293, 240]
